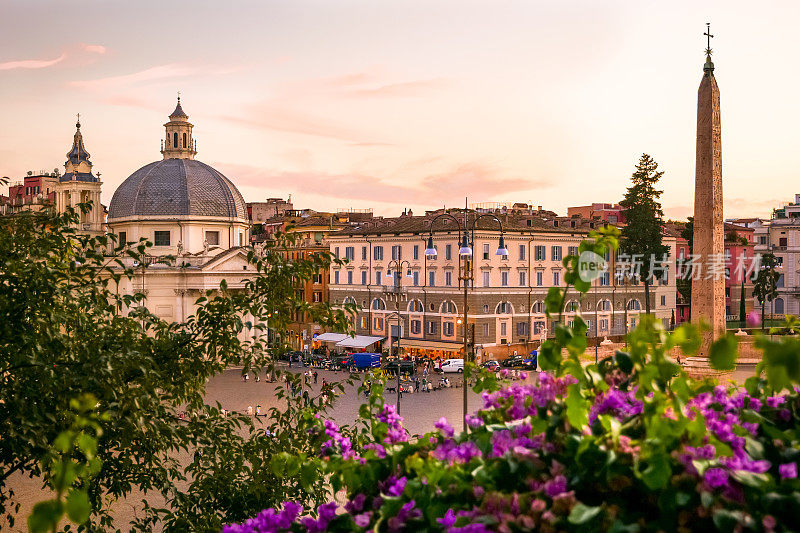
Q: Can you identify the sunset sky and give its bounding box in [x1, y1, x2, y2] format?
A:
[2, 0, 799, 220]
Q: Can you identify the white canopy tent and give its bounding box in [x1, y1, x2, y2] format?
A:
[335, 335, 384, 350]
[314, 332, 348, 343]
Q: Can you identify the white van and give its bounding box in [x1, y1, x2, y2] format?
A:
[440, 358, 464, 373]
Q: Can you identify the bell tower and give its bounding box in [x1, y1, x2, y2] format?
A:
[56, 115, 103, 237]
[160, 94, 197, 160]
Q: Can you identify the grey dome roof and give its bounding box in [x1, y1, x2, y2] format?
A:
[108, 159, 247, 220]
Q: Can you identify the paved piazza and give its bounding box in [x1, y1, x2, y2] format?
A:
[208, 363, 527, 436]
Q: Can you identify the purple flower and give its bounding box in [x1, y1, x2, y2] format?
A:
[380, 475, 407, 497]
[766, 396, 786, 409]
[437, 509, 457, 528]
[465, 413, 484, 428]
[345, 493, 366, 514]
[354, 512, 372, 527]
[544, 475, 568, 497]
[435, 417, 455, 438]
[704, 468, 729, 489]
[779, 462, 798, 479]
[589, 388, 643, 425]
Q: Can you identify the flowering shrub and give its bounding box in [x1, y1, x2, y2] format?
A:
[226, 228, 800, 532]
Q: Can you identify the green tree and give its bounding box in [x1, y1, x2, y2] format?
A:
[619, 154, 669, 315]
[752, 252, 779, 332]
[680, 216, 694, 252]
[0, 203, 352, 531]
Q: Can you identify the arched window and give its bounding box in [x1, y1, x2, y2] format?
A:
[564, 300, 580, 313]
[440, 300, 457, 314]
[371, 298, 386, 311]
[183, 132, 187, 148]
[408, 299, 424, 313]
[775, 297, 785, 315]
[343, 296, 357, 306]
[496, 301, 513, 314]
[173, 132, 178, 148]
[531, 301, 545, 314]
[627, 299, 641, 311]
[597, 299, 612, 312]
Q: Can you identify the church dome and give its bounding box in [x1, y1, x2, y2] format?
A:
[108, 158, 247, 220]
[108, 98, 248, 222]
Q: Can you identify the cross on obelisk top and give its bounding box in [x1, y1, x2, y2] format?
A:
[76, 113, 80, 128]
[177, 90, 181, 101]
[704, 22, 714, 56]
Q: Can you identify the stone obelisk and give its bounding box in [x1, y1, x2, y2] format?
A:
[691, 24, 725, 358]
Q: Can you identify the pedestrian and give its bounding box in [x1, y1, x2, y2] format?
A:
[247, 405, 253, 416]
[314, 371, 318, 384]
[303, 390, 309, 406]
[243, 373, 249, 382]
[256, 404, 261, 417]
[256, 373, 260, 382]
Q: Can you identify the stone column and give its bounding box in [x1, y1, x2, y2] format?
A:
[690, 53, 725, 359]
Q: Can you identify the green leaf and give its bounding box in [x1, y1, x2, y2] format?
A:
[566, 384, 588, 429]
[538, 341, 562, 371]
[614, 351, 633, 374]
[641, 451, 671, 490]
[568, 502, 602, 524]
[709, 335, 738, 370]
[65, 489, 90, 523]
[28, 500, 63, 533]
[544, 287, 564, 315]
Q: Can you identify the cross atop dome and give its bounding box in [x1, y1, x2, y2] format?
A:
[169, 92, 189, 120]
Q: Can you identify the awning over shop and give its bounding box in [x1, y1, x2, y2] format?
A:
[336, 335, 385, 349]
[314, 333, 348, 343]
[398, 338, 463, 352]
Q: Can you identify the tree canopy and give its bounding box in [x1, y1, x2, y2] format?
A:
[0, 204, 351, 531]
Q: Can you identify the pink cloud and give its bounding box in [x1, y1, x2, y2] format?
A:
[219, 104, 369, 142]
[346, 79, 448, 98]
[213, 162, 548, 207]
[0, 52, 66, 71]
[70, 62, 243, 93]
[69, 63, 199, 91]
[81, 44, 107, 54]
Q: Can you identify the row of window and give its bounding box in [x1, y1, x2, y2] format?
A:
[332, 267, 667, 288]
[333, 244, 586, 262]
[366, 317, 636, 338]
[117, 230, 242, 247]
[345, 296, 645, 314]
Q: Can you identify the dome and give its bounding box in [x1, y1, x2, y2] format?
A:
[108, 159, 247, 220]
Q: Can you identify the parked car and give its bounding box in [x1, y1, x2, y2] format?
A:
[383, 359, 416, 375]
[481, 360, 500, 372]
[331, 354, 354, 370]
[502, 354, 538, 370]
[440, 358, 465, 373]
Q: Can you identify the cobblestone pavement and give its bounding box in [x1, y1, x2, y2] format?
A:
[207, 363, 528, 435]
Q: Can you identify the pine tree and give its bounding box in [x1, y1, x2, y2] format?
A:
[620, 154, 669, 316]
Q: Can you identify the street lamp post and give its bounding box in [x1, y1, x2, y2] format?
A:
[425, 210, 508, 431]
[386, 259, 412, 414]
